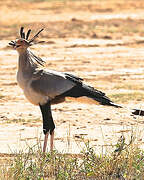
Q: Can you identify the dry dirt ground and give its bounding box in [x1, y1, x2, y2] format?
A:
[1, 0, 144, 154]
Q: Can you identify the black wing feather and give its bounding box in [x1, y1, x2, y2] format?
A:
[55, 73, 121, 108]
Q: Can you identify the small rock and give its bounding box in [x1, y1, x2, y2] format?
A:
[103, 35, 112, 39]
[91, 33, 98, 38]
[104, 118, 111, 121]
[71, 18, 77, 21]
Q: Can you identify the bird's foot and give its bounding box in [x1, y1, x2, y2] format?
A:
[43, 130, 54, 153]
[43, 132, 49, 153]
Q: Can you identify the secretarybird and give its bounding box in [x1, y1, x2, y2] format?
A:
[9, 27, 123, 152]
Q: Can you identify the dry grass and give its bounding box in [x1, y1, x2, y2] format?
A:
[114, 82, 144, 91]
[0, 136, 144, 179]
[109, 92, 144, 103]
[1, 0, 144, 39]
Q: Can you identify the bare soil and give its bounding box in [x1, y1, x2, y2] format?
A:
[1, 0, 144, 154]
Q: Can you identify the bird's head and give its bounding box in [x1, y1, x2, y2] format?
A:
[9, 27, 44, 53]
[12, 38, 30, 52]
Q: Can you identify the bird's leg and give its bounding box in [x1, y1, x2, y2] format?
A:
[50, 130, 54, 151]
[43, 132, 49, 152]
[39, 101, 55, 153]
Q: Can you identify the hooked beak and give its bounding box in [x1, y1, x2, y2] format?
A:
[8, 40, 31, 49]
[8, 41, 20, 49]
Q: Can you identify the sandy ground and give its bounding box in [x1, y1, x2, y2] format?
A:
[1, 0, 144, 154]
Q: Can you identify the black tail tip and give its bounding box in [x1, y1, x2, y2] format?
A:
[132, 109, 144, 116]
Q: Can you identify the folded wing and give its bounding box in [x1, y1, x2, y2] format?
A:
[31, 70, 121, 108]
[31, 70, 75, 98]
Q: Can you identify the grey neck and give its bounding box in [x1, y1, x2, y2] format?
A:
[18, 50, 37, 73]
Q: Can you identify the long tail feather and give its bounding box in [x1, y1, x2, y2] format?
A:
[57, 72, 143, 114]
[131, 109, 144, 116]
[82, 85, 122, 108]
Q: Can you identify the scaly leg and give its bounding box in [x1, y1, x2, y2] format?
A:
[50, 130, 54, 151]
[39, 101, 55, 153]
[43, 132, 49, 152]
